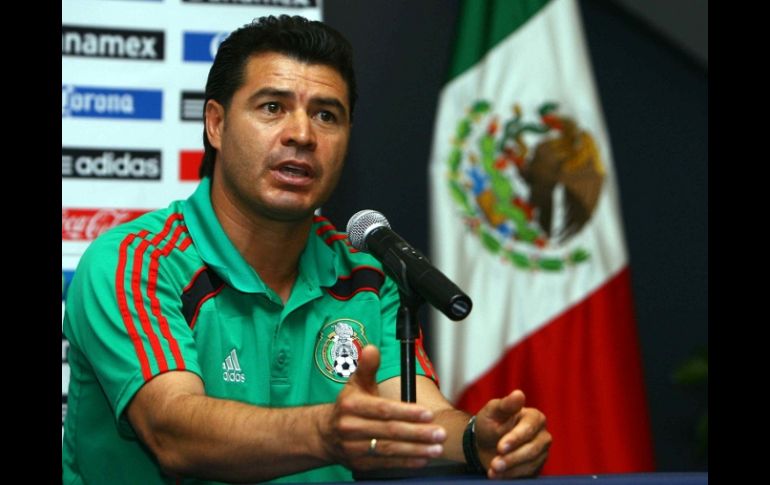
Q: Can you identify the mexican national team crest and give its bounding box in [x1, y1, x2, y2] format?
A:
[315, 319, 369, 383]
[447, 100, 606, 271]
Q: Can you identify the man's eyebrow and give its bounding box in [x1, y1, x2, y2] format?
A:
[247, 87, 294, 102]
[312, 97, 347, 117]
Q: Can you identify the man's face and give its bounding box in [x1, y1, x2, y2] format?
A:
[207, 52, 351, 222]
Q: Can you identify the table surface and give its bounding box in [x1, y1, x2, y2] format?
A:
[302, 472, 709, 485]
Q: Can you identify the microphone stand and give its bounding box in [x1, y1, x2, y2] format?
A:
[396, 288, 422, 403]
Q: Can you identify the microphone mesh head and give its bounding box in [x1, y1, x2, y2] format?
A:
[347, 210, 390, 251]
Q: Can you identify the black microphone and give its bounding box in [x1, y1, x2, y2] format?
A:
[346, 210, 472, 321]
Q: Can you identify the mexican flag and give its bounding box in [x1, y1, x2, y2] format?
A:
[428, 0, 654, 474]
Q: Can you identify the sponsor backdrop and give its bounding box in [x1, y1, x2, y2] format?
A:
[61, 0, 322, 438]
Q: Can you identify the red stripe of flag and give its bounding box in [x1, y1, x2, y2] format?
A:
[455, 268, 654, 474]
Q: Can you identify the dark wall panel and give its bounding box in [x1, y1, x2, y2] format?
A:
[579, 0, 708, 471]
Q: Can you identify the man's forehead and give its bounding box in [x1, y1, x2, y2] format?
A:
[242, 52, 349, 102]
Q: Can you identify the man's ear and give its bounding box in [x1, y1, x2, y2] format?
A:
[205, 99, 225, 150]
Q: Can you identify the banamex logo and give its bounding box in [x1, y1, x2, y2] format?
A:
[62, 25, 165, 60]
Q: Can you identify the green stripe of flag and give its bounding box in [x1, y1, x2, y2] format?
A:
[448, 0, 551, 81]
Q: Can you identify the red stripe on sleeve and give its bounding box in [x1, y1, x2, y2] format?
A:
[324, 233, 349, 245]
[343, 239, 360, 253]
[312, 217, 359, 252]
[415, 329, 439, 386]
[131, 238, 169, 373]
[315, 224, 336, 236]
[147, 224, 188, 370]
[126, 214, 183, 377]
[116, 232, 153, 381]
[178, 237, 192, 252]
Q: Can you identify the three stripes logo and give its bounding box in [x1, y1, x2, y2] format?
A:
[222, 349, 246, 383]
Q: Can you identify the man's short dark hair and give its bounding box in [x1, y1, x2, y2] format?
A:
[199, 15, 357, 179]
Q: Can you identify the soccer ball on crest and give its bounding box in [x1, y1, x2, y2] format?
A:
[333, 354, 358, 378]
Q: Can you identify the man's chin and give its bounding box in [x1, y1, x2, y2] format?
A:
[254, 189, 332, 223]
[258, 202, 318, 223]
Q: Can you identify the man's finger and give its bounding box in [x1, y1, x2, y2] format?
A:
[349, 439, 444, 472]
[495, 407, 546, 455]
[488, 452, 548, 480]
[486, 390, 525, 423]
[339, 392, 435, 423]
[352, 438, 444, 459]
[488, 431, 551, 479]
[348, 345, 380, 393]
[337, 414, 446, 443]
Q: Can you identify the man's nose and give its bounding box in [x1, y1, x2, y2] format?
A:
[281, 111, 317, 150]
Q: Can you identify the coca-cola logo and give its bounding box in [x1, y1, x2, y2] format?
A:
[61, 208, 149, 241]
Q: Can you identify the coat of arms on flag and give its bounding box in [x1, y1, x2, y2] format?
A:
[447, 100, 605, 271]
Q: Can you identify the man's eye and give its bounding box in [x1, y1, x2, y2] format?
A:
[317, 111, 336, 123]
[263, 102, 280, 113]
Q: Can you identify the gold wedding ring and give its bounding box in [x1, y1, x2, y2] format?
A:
[368, 438, 378, 456]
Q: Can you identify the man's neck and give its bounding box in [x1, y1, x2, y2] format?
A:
[210, 183, 312, 303]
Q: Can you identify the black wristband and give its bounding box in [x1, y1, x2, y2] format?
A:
[462, 415, 486, 474]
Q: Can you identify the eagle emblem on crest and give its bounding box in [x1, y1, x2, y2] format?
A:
[447, 101, 605, 271]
